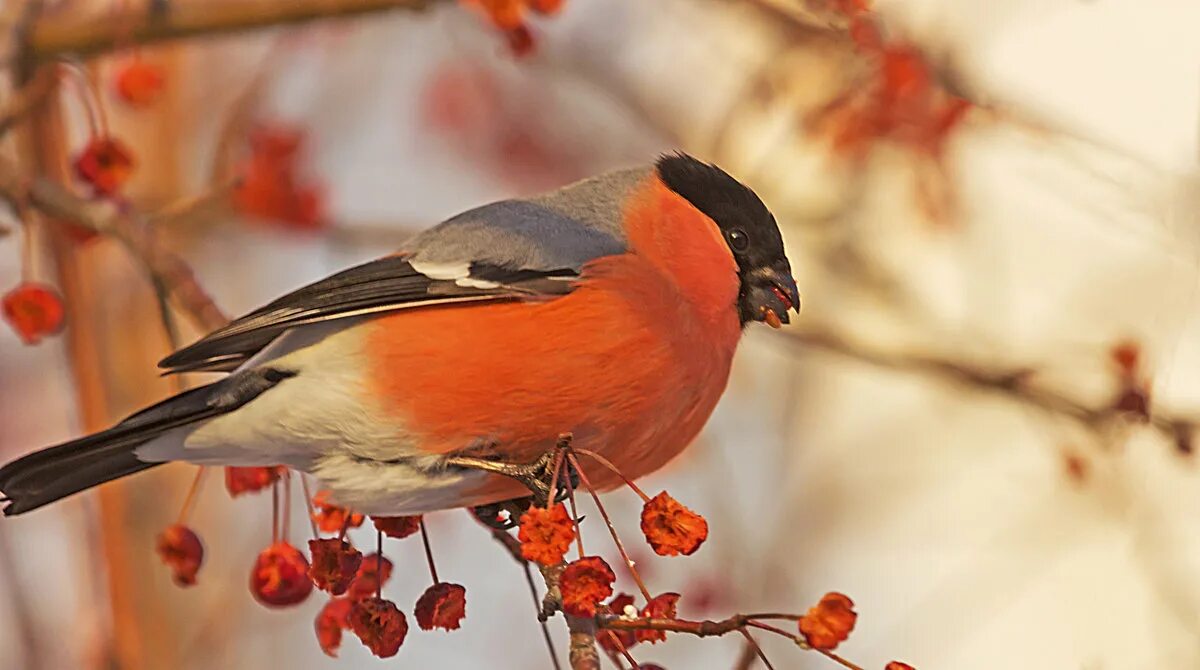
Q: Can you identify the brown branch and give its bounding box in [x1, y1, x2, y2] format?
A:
[781, 327, 1197, 453]
[23, 0, 438, 64]
[477, 515, 565, 670]
[0, 67, 53, 135]
[0, 152, 227, 331]
[535, 561, 600, 670]
[600, 613, 870, 670]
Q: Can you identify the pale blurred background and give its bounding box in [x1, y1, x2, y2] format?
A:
[1, 0, 1199, 668]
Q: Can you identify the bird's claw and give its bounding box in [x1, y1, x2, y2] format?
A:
[447, 434, 578, 508]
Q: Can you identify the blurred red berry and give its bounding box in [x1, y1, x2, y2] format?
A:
[311, 490, 364, 533]
[1111, 340, 1141, 376]
[372, 515, 421, 539]
[155, 524, 203, 587]
[886, 663, 917, 670]
[233, 124, 326, 231]
[309, 538, 363, 596]
[505, 25, 536, 57]
[635, 593, 680, 644]
[349, 597, 408, 658]
[114, 59, 166, 107]
[798, 592, 857, 651]
[528, 0, 563, 14]
[518, 503, 575, 566]
[3, 283, 65, 345]
[224, 465, 284, 497]
[414, 582, 467, 631]
[315, 597, 353, 657]
[347, 553, 394, 600]
[73, 137, 135, 196]
[640, 491, 708, 557]
[467, 0, 525, 30]
[559, 556, 615, 618]
[250, 541, 313, 607]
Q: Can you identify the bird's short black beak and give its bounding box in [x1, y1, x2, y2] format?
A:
[741, 265, 800, 329]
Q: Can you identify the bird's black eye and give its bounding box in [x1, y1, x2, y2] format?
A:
[727, 228, 750, 253]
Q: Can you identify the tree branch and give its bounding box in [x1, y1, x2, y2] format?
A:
[0, 153, 227, 331]
[781, 328, 1196, 453]
[23, 0, 437, 64]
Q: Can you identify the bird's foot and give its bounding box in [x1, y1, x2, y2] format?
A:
[447, 434, 577, 507]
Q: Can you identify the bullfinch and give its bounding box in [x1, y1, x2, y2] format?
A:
[0, 153, 799, 516]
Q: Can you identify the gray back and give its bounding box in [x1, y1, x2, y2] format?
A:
[407, 166, 651, 273]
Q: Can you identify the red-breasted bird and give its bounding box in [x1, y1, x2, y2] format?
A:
[0, 154, 798, 516]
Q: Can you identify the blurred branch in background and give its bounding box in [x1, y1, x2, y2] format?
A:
[0, 150, 227, 330]
[22, 0, 439, 64]
[781, 328, 1196, 454]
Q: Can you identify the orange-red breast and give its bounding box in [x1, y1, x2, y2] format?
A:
[0, 154, 798, 516]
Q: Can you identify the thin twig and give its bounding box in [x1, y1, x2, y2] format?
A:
[418, 518, 439, 584]
[565, 451, 653, 603]
[299, 474, 320, 538]
[0, 67, 54, 135]
[476, 515, 565, 670]
[738, 628, 777, 670]
[0, 152, 228, 331]
[780, 327, 1196, 451]
[175, 467, 206, 525]
[571, 448, 650, 503]
[375, 529, 383, 600]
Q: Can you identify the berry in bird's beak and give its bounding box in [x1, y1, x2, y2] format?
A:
[763, 308, 783, 329]
[740, 265, 800, 328]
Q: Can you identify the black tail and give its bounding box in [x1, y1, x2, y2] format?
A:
[0, 368, 294, 516]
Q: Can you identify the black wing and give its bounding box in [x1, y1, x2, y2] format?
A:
[158, 255, 576, 375]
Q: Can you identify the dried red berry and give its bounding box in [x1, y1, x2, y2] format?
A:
[640, 491, 708, 557]
[250, 541, 313, 607]
[3, 283, 65, 345]
[73, 137, 135, 196]
[885, 663, 916, 670]
[415, 582, 467, 631]
[798, 592, 857, 651]
[598, 593, 637, 653]
[308, 538, 363, 596]
[518, 503, 575, 566]
[114, 59, 166, 107]
[372, 515, 422, 539]
[559, 556, 615, 618]
[311, 490, 364, 533]
[635, 593, 681, 644]
[155, 524, 203, 587]
[347, 553, 394, 600]
[348, 597, 408, 658]
[315, 597, 353, 657]
[224, 466, 284, 497]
